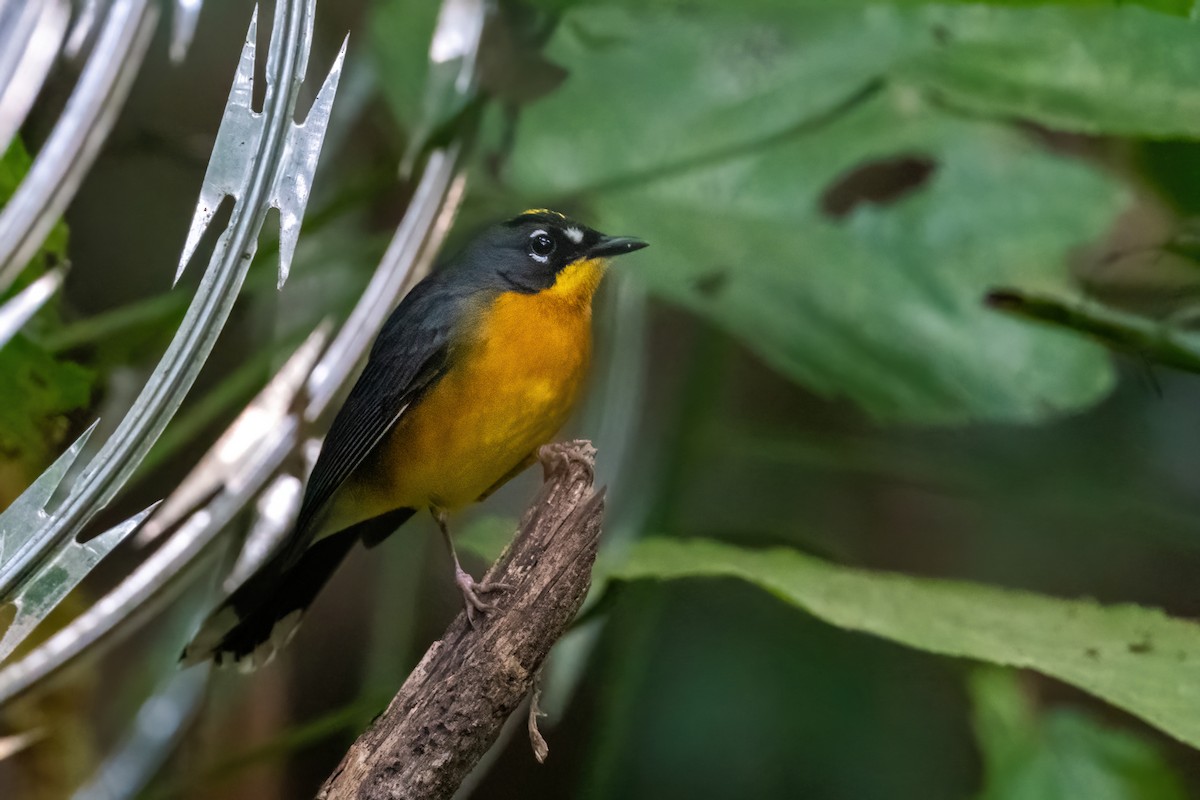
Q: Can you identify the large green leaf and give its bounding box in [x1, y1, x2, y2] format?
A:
[508, 6, 915, 196]
[368, 0, 441, 138]
[608, 538, 1200, 750]
[526, 0, 1194, 17]
[505, 7, 1125, 423]
[514, 2, 1200, 158]
[903, 5, 1200, 138]
[971, 669, 1187, 800]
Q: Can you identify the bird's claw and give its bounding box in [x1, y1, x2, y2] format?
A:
[538, 439, 596, 483]
[455, 566, 511, 626]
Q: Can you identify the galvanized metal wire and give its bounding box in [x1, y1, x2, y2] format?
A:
[0, 0, 488, 795]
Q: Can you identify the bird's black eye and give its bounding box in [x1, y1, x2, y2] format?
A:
[528, 231, 556, 260]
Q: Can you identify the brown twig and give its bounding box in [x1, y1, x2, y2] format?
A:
[317, 440, 604, 800]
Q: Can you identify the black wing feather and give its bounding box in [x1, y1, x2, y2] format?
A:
[284, 278, 468, 566]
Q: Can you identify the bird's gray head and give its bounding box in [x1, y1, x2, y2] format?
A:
[451, 209, 647, 295]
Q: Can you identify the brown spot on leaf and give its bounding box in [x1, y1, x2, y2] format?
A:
[820, 155, 938, 220]
[1128, 639, 1153, 655]
[1084, 648, 1099, 659]
[693, 270, 729, 298]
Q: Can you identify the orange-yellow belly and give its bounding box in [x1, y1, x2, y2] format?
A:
[329, 288, 592, 531]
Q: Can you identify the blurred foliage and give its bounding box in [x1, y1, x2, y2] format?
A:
[527, 0, 1194, 11]
[499, 4, 1140, 422]
[608, 537, 1200, 750]
[0, 141, 97, 798]
[480, 2, 1200, 421]
[986, 288, 1200, 374]
[369, 0, 442, 142]
[431, 0, 1200, 796]
[0, 338, 91, 479]
[0, 141, 92, 500]
[455, 514, 520, 563]
[971, 668, 1186, 800]
[10, 0, 1200, 797]
[1, 594, 97, 800]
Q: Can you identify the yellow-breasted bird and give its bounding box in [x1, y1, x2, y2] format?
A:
[182, 210, 647, 668]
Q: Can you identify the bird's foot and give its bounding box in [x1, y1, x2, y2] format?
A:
[455, 565, 512, 626]
[538, 439, 596, 483]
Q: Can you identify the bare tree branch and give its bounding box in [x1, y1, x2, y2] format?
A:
[318, 440, 604, 800]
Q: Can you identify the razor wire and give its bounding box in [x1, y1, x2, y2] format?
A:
[0, 0, 345, 635]
[0, 0, 488, 796]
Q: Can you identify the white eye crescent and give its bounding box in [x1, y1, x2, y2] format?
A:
[528, 229, 555, 263]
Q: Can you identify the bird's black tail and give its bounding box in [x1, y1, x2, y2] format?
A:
[182, 507, 416, 670]
[181, 531, 360, 670]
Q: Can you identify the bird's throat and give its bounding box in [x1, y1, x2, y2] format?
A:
[546, 257, 608, 308]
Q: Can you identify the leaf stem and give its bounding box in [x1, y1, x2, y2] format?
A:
[986, 287, 1200, 373]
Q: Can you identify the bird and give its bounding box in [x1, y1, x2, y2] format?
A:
[182, 209, 648, 669]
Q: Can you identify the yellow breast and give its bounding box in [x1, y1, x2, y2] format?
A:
[337, 257, 607, 524]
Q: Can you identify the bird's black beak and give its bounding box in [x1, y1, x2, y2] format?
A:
[589, 235, 648, 259]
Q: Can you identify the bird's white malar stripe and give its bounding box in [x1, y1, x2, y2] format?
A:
[564, 226, 583, 244]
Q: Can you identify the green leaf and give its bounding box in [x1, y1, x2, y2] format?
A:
[971, 668, 1187, 800]
[0, 139, 67, 291]
[525, 0, 1194, 17]
[508, 6, 914, 196]
[506, 8, 1126, 423]
[902, 5, 1200, 138]
[514, 5, 1200, 166]
[0, 337, 91, 467]
[607, 538, 1200, 750]
[368, 0, 441, 137]
[986, 289, 1200, 374]
[456, 514, 515, 564]
[0, 140, 91, 474]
